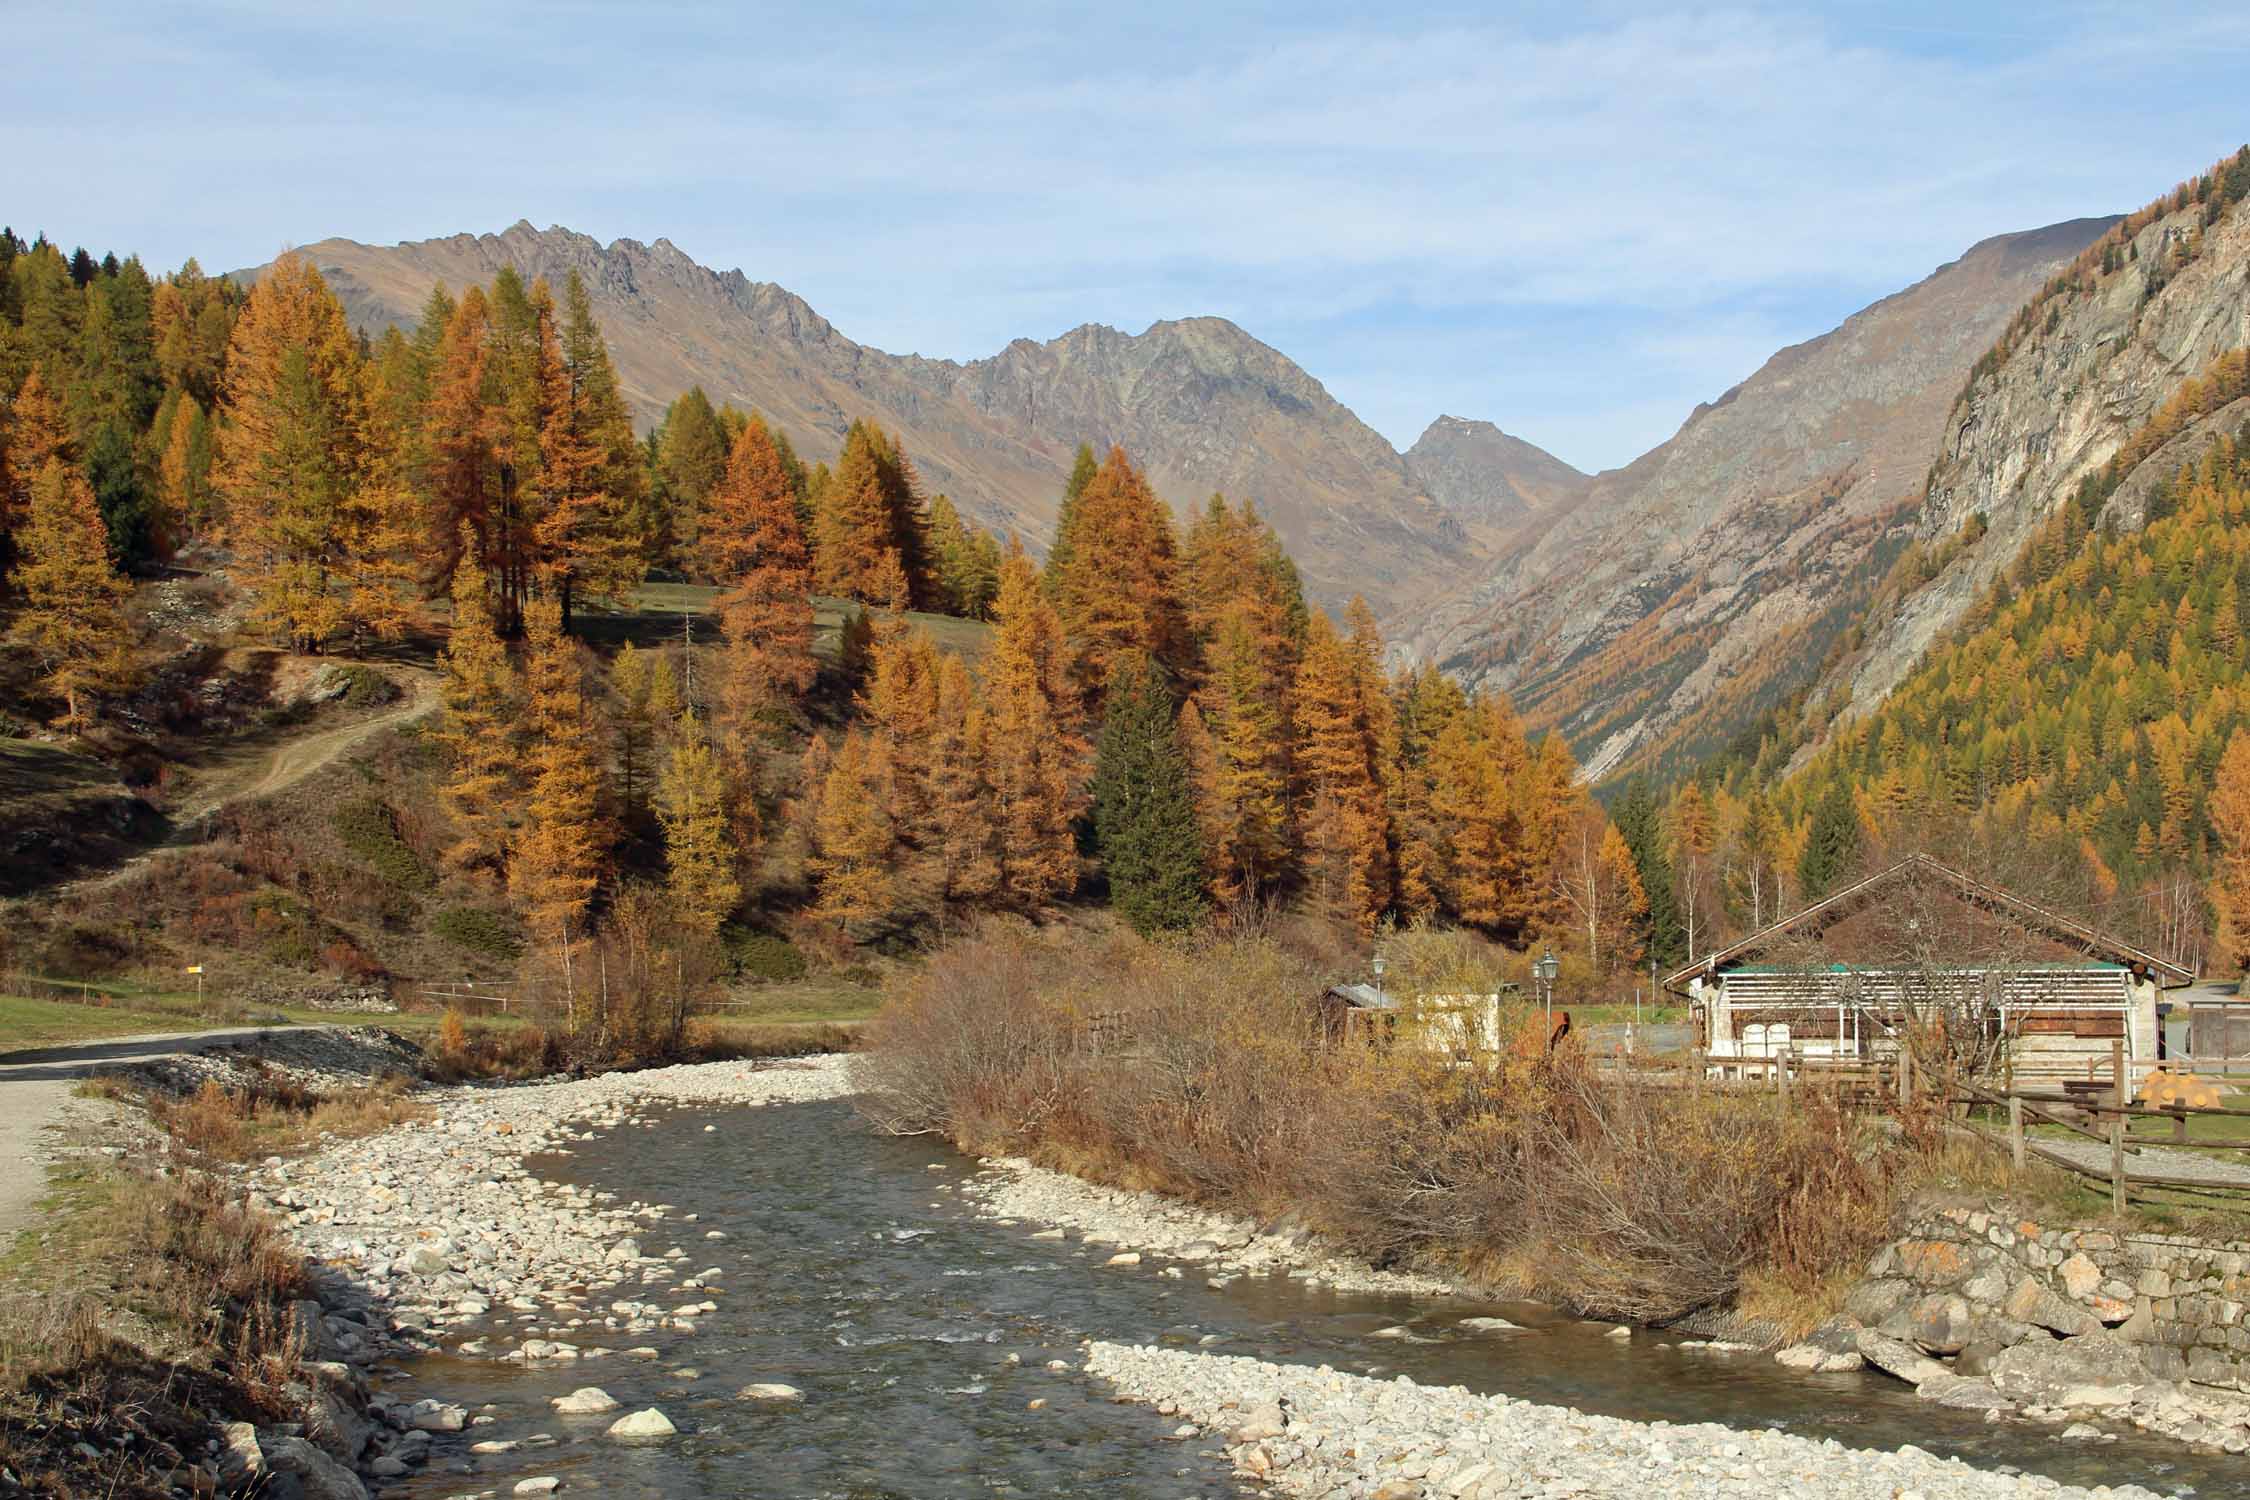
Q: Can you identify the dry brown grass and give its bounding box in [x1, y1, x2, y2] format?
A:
[138, 1068, 426, 1162]
[0, 1166, 311, 1497]
[860, 922, 1899, 1325]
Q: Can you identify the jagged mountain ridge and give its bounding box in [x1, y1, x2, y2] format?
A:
[252, 222, 1559, 617]
[1388, 216, 2119, 782]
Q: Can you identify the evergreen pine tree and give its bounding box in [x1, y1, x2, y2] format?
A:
[1613, 778, 1685, 966]
[1797, 780, 1863, 901]
[1093, 651, 1209, 935]
[1043, 441, 1099, 595]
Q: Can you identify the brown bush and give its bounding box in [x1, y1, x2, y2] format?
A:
[858, 924, 1897, 1323]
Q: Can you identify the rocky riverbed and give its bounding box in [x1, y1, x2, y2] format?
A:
[194, 1045, 2227, 1498]
[1085, 1342, 2169, 1500]
[963, 1157, 1461, 1297]
[223, 1054, 857, 1498]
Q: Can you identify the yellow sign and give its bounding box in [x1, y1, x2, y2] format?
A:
[185, 965, 203, 974]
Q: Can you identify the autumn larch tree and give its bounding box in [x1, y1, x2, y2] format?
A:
[657, 713, 742, 942]
[984, 544, 1088, 905]
[1041, 441, 1099, 597]
[1093, 650, 1208, 935]
[653, 385, 729, 565]
[1554, 805, 1648, 976]
[212, 253, 367, 651]
[1188, 605, 1291, 908]
[929, 652, 1001, 910]
[702, 414, 815, 733]
[510, 590, 609, 953]
[2, 368, 71, 578]
[814, 421, 930, 606]
[2209, 729, 2250, 972]
[533, 270, 645, 623]
[351, 326, 436, 645]
[611, 640, 680, 827]
[1048, 445, 1189, 689]
[1292, 611, 1389, 935]
[806, 728, 900, 936]
[436, 544, 522, 876]
[7, 459, 131, 728]
[425, 285, 498, 595]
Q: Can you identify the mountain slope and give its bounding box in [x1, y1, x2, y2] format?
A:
[1826, 161, 2250, 732]
[1404, 416, 1590, 525]
[1391, 216, 2117, 782]
[250, 223, 1519, 617]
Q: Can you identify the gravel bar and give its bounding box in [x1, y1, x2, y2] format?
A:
[1084, 1341, 2169, 1500]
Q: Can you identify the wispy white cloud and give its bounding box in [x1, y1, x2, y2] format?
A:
[9, 2, 2247, 467]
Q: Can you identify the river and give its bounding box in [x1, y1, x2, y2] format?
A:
[376, 1096, 2222, 1498]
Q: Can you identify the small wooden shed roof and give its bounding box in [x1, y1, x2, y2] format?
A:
[1661, 852, 2195, 995]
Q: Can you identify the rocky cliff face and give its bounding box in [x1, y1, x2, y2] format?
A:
[1831, 197, 2250, 727]
[1389, 217, 2116, 781]
[252, 223, 1526, 617]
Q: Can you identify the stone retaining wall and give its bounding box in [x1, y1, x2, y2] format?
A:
[1855, 1201, 2250, 1389]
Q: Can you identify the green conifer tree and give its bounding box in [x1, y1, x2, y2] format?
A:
[1092, 651, 1209, 935]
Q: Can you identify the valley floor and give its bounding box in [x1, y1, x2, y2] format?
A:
[206, 1051, 2173, 1500]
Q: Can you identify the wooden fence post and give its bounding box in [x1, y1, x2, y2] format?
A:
[2008, 1094, 2026, 1172]
[2110, 1114, 2127, 1212]
[1898, 1043, 1912, 1106]
[2112, 1038, 2126, 1109]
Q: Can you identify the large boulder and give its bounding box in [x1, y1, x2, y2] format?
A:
[1987, 1331, 2152, 1408]
[607, 1408, 677, 1441]
[1844, 1278, 1914, 1326]
[1906, 1293, 1977, 1354]
[2003, 1277, 2101, 1337]
[1854, 1329, 1950, 1386]
[1917, 1374, 2017, 1412]
[261, 1434, 371, 1500]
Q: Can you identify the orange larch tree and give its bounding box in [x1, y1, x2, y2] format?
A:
[1292, 611, 1389, 935]
[983, 544, 1088, 905]
[1049, 445, 1189, 689]
[510, 590, 610, 952]
[212, 253, 367, 651]
[7, 460, 131, 728]
[702, 415, 816, 735]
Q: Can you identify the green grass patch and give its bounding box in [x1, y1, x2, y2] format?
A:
[715, 974, 883, 1026]
[0, 993, 236, 1056]
[332, 797, 436, 893]
[431, 905, 523, 960]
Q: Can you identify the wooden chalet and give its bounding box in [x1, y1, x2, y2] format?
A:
[1662, 854, 2194, 1094]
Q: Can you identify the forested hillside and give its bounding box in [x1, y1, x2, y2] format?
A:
[0, 238, 1651, 1029]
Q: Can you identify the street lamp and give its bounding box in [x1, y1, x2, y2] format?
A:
[1534, 949, 1560, 1026]
[1371, 953, 1387, 1010]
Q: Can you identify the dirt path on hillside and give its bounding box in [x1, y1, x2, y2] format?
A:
[0, 1026, 329, 1242]
[53, 666, 441, 900]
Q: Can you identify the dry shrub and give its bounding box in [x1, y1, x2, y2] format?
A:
[0, 1168, 310, 1496]
[860, 923, 1898, 1323]
[145, 1069, 423, 1161]
[437, 1006, 468, 1060]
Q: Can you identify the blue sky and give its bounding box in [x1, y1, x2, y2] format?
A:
[12, 2, 2249, 470]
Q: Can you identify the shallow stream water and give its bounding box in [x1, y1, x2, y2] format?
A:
[382, 1097, 2236, 1498]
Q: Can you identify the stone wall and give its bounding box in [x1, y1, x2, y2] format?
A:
[1853, 1200, 2250, 1389]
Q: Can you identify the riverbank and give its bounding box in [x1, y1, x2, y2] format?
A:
[223, 1050, 2208, 1497]
[1084, 1341, 2165, 1499]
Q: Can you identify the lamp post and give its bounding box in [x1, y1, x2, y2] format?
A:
[1535, 949, 1559, 1027]
[1371, 953, 1387, 1010]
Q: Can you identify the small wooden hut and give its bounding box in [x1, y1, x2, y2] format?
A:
[1662, 854, 2193, 1094]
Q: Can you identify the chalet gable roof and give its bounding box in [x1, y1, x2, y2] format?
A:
[1661, 852, 2195, 993]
